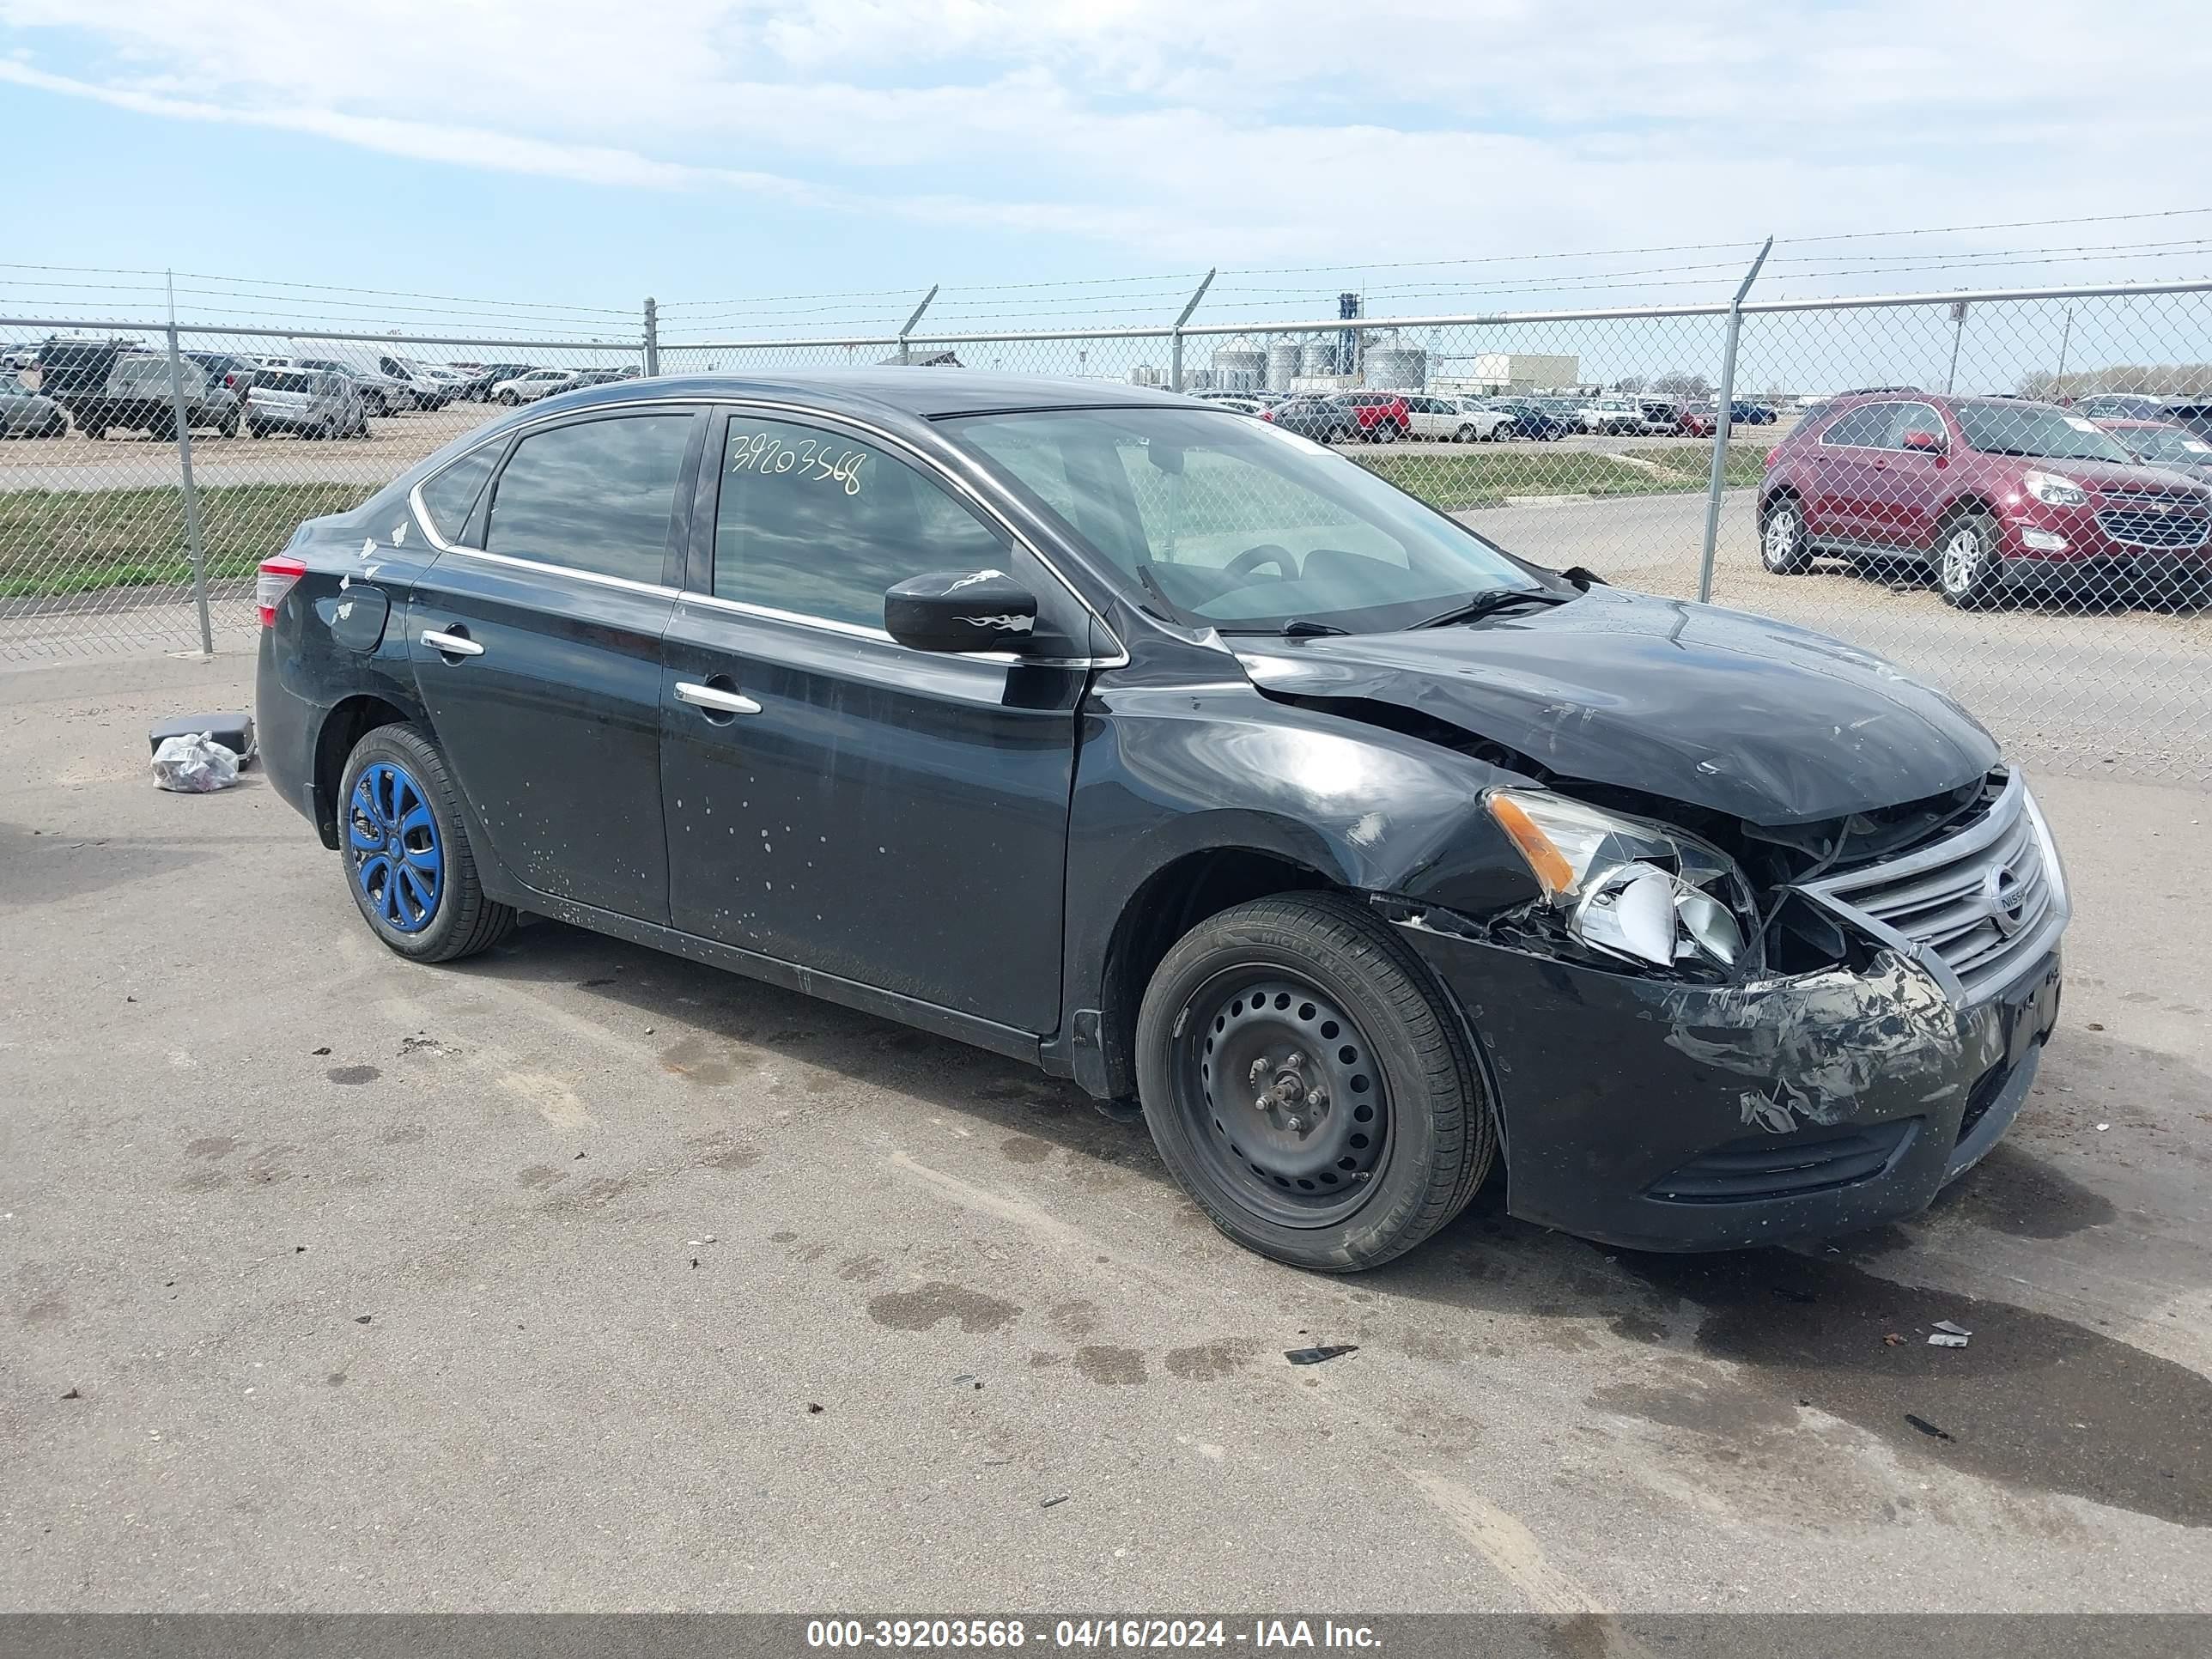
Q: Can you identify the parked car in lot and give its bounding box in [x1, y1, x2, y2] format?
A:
[258, 370, 2067, 1268]
[64, 353, 240, 441]
[2071, 392, 2180, 422]
[246, 368, 368, 440]
[0, 379, 69, 438]
[1576, 398, 1646, 435]
[1486, 398, 1570, 441]
[1328, 392, 1411, 442]
[1404, 395, 1510, 442]
[272, 356, 416, 417]
[2094, 418, 2212, 486]
[1259, 394, 1355, 442]
[1759, 391, 2212, 606]
[492, 368, 578, 404]
[184, 351, 261, 405]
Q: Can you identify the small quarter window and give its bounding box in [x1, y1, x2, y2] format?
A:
[417, 444, 501, 545]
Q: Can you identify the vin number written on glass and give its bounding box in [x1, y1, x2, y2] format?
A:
[728, 430, 868, 495]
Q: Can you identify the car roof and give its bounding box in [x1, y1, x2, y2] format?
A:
[536, 368, 1211, 421]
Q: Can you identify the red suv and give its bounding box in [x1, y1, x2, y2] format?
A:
[1329, 392, 1412, 443]
[1757, 391, 2212, 607]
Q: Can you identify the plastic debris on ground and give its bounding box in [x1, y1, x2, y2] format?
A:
[1928, 1332, 1970, 1347]
[1285, 1344, 1359, 1365]
[1041, 1493, 1070, 1510]
[1905, 1413, 1954, 1442]
[150, 732, 241, 793]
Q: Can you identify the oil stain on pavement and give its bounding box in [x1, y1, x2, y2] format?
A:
[1607, 1249, 2212, 1528]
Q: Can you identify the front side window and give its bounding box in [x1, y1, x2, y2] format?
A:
[1881, 403, 1948, 450]
[949, 406, 1541, 635]
[712, 416, 1010, 630]
[1955, 400, 2133, 464]
[484, 413, 694, 583]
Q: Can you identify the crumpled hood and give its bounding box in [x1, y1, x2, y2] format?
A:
[1233, 587, 2001, 826]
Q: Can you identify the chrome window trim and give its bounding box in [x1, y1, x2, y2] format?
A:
[676, 589, 1123, 670]
[443, 544, 680, 599]
[404, 391, 1130, 667]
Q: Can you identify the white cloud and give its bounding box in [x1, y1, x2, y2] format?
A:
[3, 0, 2208, 286]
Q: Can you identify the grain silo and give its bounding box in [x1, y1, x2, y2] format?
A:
[1266, 337, 1301, 392]
[1208, 337, 1266, 392]
[1364, 339, 1426, 392]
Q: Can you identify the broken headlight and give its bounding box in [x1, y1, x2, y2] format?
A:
[1486, 790, 1754, 970]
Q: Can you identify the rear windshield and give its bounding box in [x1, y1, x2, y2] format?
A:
[1955, 400, 2134, 464]
[258, 369, 311, 394]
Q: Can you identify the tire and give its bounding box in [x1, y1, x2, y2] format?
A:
[1370, 422, 1401, 445]
[1134, 893, 1496, 1272]
[81, 422, 106, 441]
[319, 417, 337, 441]
[1936, 510, 2005, 609]
[220, 413, 240, 439]
[1455, 424, 1477, 443]
[247, 422, 264, 439]
[337, 723, 516, 963]
[498, 390, 519, 406]
[1759, 495, 1813, 574]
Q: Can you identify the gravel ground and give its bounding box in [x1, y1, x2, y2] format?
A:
[2, 650, 2209, 1612]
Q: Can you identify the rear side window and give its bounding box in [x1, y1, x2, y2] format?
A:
[485, 414, 694, 584]
[711, 417, 1009, 631]
[417, 444, 501, 545]
[1820, 404, 1892, 447]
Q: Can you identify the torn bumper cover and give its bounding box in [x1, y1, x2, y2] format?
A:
[1395, 922, 2062, 1251]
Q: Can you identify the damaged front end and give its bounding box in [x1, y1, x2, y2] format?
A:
[1383, 768, 2069, 1251]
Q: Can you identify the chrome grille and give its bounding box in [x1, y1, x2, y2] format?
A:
[1801, 772, 2065, 1003]
[2094, 507, 2210, 549]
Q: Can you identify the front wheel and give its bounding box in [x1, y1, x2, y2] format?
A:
[1759, 495, 1813, 574]
[1135, 893, 1495, 1272]
[338, 724, 516, 963]
[1937, 511, 2005, 609]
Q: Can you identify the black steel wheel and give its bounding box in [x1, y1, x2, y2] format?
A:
[1135, 893, 1494, 1271]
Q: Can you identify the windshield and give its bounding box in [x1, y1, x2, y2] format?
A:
[945, 406, 1544, 634]
[1956, 400, 2134, 464]
[2118, 425, 2212, 465]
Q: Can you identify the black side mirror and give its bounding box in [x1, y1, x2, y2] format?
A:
[884, 570, 1042, 653]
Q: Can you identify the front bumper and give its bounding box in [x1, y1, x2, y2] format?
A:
[1999, 496, 2211, 587]
[1395, 921, 2062, 1251]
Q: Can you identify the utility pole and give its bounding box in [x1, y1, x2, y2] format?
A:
[2053, 306, 2075, 398]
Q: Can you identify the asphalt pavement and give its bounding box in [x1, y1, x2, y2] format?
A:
[2, 651, 2209, 1612]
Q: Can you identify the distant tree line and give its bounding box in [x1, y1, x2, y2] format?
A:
[2019, 362, 2212, 399]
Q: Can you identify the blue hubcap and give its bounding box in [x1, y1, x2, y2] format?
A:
[348, 761, 442, 933]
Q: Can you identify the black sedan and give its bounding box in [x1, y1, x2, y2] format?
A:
[256, 370, 2068, 1268]
[1487, 398, 1571, 441]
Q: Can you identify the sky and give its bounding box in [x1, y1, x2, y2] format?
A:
[3, 0, 2210, 376]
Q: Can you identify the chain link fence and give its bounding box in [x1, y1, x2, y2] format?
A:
[6, 277, 2210, 785]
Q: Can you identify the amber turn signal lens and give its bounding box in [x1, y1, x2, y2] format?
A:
[1488, 794, 1576, 896]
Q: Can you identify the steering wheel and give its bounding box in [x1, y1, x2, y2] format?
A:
[1224, 543, 1296, 580]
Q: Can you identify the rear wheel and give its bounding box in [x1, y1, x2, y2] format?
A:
[1455, 423, 1477, 442]
[338, 724, 515, 963]
[1759, 495, 1813, 574]
[1936, 510, 2004, 609]
[1135, 893, 1494, 1272]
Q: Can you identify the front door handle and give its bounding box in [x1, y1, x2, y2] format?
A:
[422, 628, 484, 658]
[676, 680, 762, 716]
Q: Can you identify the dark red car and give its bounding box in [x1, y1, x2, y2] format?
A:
[1329, 392, 1411, 443]
[1757, 390, 2212, 606]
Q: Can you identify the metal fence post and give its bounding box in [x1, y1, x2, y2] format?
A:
[897, 284, 939, 365]
[1695, 237, 1771, 605]
[1169, 269, 1217, 392]
[163, 272, 215, 656]
[643, 296, 659, 378]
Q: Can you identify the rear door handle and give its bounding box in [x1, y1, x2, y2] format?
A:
[422, 628, 484, 658]
[676, 681, 762, 716]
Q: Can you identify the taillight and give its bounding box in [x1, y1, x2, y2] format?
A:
[1766, 447, 1780, 466]
[257, 555, 307, 627]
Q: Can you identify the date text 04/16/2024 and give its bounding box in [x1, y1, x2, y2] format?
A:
[804, 1620, 1382, 1650]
